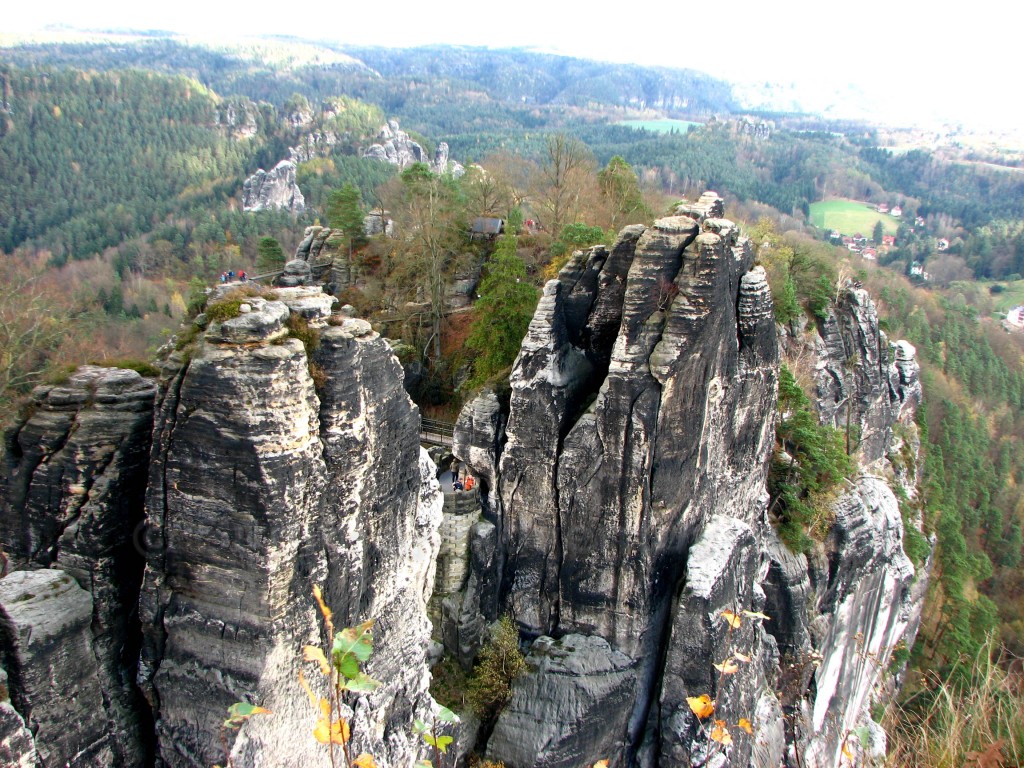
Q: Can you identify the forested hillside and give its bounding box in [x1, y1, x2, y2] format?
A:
[0, 67, 254, 258]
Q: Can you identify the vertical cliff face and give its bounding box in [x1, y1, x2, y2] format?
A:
[455, 197, 927, 767]
[0, 288, 444, 767]
[138, 292, 443, 767]
[770, 287, 925, 767]
[0, 196, 927, 767]
[0, 366, 157, 766]
[480, 207, 781, 766]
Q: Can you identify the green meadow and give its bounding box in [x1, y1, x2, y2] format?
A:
[809, 199, 899, 236]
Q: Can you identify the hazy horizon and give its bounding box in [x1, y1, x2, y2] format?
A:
[4, 0, 1023, 136]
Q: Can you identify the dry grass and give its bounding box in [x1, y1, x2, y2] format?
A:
[884, 640, 1024, 767]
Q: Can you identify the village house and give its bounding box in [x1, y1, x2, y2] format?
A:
[876, 203, 890, 214]
[937, 238, 950, 251]
[891, 205, 903, 217]
[1007, 306, 1024, 328]
[883, 235, 896, 247]
[862, 248, 877, 260]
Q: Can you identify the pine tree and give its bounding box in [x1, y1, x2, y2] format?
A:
[326, 182, 368, 258]
[256, 236, 286, 273]
[466, 235, 539, 385]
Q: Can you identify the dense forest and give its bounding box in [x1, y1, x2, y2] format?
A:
[2, 36, 1024, 760]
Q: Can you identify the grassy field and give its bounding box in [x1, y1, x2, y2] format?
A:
[617, 119, 701, 133]
[809, 199, 899, 236]
[981, 280, 1024, 313]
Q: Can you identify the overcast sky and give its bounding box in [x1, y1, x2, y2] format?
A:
[5, 0, 1023, 134]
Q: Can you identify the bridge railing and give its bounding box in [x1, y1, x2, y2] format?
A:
[420, 418, 456, 447]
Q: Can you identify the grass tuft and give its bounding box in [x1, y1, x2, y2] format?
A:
[885, 638, 1024, 767]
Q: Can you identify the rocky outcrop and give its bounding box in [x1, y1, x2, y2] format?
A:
[0, 365, 157, 765]
[0, 569, 117, 765]
[0, 687, 36, 768]
[447, 195, 927, 767]
[487, 634, 639, 766]
[471, 205, 781, 766]
[797, 286, 921, 466]
[242, 159, 306, 214]
[138, 290, 443, 767]
[451, 390, 505, 516]
[276, 257, 313, 286]
[218, 97, 259, 140]
[0, 189, 927, 767]
[363, 120, 465, 177]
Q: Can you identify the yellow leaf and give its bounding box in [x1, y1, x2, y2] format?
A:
[312, 585, 333, 625]
[720, 610, 742, 629]
[842, 742, 854, 761]
[710, 722, 733, 745]
[333, 718, 351, 745]
[592, 761, 609, 768]
[714, 659, 739, 675]
[313, 716, 350, 745]
[738, 718, 753, 734]
[298, 670, 317, 708]
[686, 694, 715, 719]
[733, 652, 752, 663]
[742, 610, 770, 621]
[303, 645, 331, 676]
[353, 753, 377, 768]
[313, 719, 331, 744]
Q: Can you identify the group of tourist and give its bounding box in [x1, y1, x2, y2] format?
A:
[219, 270, 248, 284]
[452, 475, 476, 492]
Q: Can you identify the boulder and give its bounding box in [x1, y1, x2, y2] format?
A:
[276, 258, 313, 287]
[487, 634, 638, 768]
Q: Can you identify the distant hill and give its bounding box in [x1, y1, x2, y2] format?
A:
[336, 44, 736, 115]
[0, 36, 737, 117]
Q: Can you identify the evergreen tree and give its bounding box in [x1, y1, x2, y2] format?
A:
[256, 236, 286, 273]
[326, 183, 368, 249]
[466, 235, 539, 384]
[326, 183, 368, 270]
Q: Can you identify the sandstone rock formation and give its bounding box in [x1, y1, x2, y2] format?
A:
[137, 293, 443, 767]
[0, 289, 445, 766]
[445, 195, 926, 767]
[242, 159, 306, 213]
[0, 365, 157, 766]
[0, 569, 117, 765]
[219, 97, 259, 140]
[0, 190, 927, 767]
[363, 120, 465, 177]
